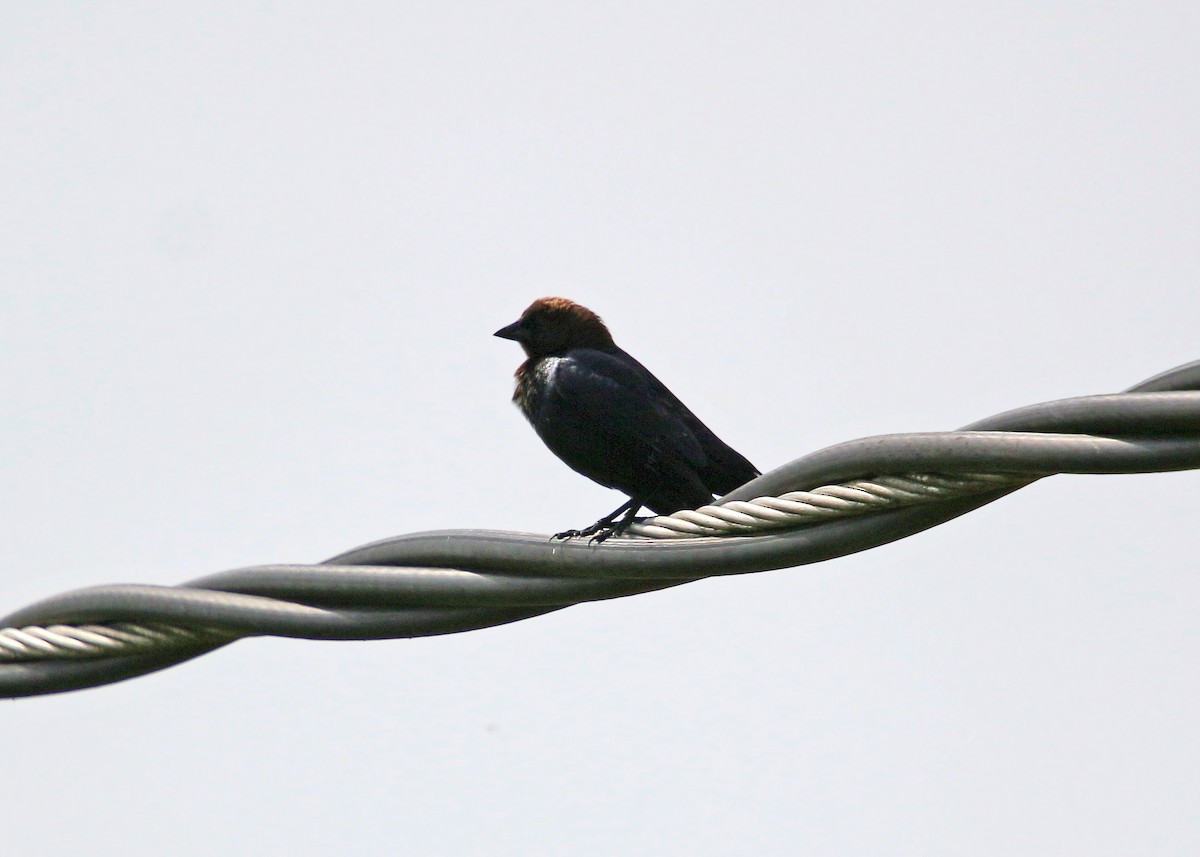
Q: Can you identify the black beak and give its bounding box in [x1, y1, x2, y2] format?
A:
[494, 320, 525, 342]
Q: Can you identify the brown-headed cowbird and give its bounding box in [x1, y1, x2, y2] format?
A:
[495, 297, 759, 540]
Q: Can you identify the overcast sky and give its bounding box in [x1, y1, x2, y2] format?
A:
[3, 3, 1199, 854]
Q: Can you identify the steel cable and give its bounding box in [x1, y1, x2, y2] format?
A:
[2, 360, 1198, 698]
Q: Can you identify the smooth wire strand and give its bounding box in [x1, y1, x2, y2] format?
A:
[2, 360, 1198, 698]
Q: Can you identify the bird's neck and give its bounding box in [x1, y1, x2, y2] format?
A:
[512, 358, 540, 410]
[512, 355, 567, 414]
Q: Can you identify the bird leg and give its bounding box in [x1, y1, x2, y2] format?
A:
[554, 498, 643, 543]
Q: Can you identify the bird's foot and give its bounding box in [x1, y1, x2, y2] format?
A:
[551, 524, 600, 541]
[552, 504, 645, 544]
[551, 522, 627, 544]
[587, 522, 629, 544]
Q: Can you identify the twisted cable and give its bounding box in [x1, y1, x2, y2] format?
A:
[2, 360, 1198, 699]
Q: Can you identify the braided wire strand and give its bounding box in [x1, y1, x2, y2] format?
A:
[627, 473, 1029, 537]
[0, 622, 231, 660]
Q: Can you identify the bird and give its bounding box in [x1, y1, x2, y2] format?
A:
[495, 297, 759, 541]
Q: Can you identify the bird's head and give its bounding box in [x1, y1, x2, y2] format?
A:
[494, 297, 616, 358]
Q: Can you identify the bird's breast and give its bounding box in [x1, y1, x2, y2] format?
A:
[513, 356, 564, 418]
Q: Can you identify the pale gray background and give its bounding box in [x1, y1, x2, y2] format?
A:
[3, 3, 1198, 854]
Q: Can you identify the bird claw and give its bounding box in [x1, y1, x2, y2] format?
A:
[552, 499, 644, 544]
[551, 528, 588, 541]
[552, 518, 641, 544]
[551, 523, 605, 542]
[587, 526, 621, 545]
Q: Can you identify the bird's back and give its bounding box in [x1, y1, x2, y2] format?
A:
[614, 348, 759, 495]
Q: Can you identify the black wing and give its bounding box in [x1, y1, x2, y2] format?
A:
[527, 348, 754, 514]
[530, 350, 710, 513]
[605, 348, 760, 495]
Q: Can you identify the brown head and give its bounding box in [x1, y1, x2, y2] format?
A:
[494, 297, 616, 359]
